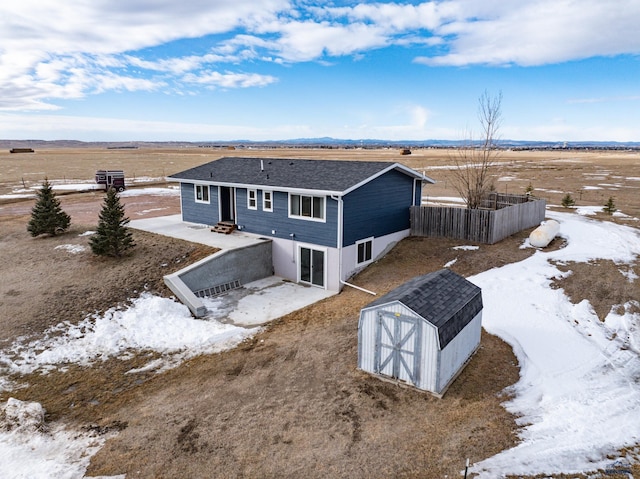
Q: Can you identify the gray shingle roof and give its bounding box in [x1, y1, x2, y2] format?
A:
[168, 156, 429, 193]
[365, 269, 482, 348]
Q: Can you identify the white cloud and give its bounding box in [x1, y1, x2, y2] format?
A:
[182, 71, 278, 89]
[0, 0, 289, 110]
[3, 1, 640, 111]
[418, 0, 640, 66]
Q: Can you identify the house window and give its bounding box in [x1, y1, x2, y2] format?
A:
[263, 190, 273, 212]
[289, 194, 325, 221]
[356, 238, 373, 265]
[248, 189, 257, 210]
[195, 184, 209, 204]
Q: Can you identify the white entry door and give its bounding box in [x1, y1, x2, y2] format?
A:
[299, 246, 325, 288]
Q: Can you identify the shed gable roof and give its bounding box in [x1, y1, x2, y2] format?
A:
[365, 269, 482, 348]
[168, 156, 433, 194]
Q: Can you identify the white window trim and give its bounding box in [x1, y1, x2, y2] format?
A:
[247, 189, 257, 210]
[288, 193, 326, 223]
[356, 237, 374, 266]
[194, 184, 210, 204]
[263, 190, 273, 212]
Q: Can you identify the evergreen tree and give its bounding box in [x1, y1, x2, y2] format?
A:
[561, 193, 575, 208]
[90, 187, 135, 257]
[525, 182, 534, 195]
[27, 178, 71, 237]
[603, 196, 617, 215]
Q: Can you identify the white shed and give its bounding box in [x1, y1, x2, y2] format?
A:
[357, 269, 482, 397]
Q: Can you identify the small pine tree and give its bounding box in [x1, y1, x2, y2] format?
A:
[27, 178, 71, 237]
[90, 188, 135, 257]
[561, 193, 575, 208]
[525, 182, 534, 195]
[603, 196, 617, 215]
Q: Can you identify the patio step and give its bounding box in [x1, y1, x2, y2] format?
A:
[211, 221, 236, 234]
[194, 279, 241, 298]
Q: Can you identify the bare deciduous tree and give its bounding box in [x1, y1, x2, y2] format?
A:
[449, 90, 503, 209]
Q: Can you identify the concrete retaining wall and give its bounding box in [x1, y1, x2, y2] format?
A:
[164, 239, 273, 317]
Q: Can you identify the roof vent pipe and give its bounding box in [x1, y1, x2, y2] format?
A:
[261, 159, 264, 172]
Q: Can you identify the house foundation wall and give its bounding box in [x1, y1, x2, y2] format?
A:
[342, 229, 410, 282]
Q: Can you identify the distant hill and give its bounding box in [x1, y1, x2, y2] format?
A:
[2, 138, 640, 151]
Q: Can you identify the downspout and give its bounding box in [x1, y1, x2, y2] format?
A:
[331, 194, 343, 291]
[332, 193, 377, 296]
[412, 178, 417, 206]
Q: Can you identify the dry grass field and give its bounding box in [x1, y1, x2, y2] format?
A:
[0, 146, 639, 478]
[2, 145, 639, 221]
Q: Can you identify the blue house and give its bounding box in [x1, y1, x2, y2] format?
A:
[168, 157, 434, 292]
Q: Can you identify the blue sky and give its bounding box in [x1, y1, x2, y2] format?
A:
[1, 0, 640, 142]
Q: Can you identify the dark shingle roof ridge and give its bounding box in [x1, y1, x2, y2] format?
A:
[168, 156, 413, 193]
[365, 269, 480, 319]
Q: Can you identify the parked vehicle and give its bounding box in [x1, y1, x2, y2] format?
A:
[95, 170, 125, 191]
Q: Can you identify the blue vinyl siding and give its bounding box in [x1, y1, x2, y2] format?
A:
[236, 189, 338, 248]
[342, 169, 414, 246]
[414, 179, 423, 206]
[180, 183, 219, 225]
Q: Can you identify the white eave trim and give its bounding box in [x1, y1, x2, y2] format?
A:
[168, 178, 343, 197]
[341, 163, 435, 196]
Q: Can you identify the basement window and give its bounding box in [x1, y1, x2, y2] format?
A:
[195, 184, 210, 204]
[356, 238, 373, 265]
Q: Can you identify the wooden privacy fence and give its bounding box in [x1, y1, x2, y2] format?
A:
[411, 194, 546, 244]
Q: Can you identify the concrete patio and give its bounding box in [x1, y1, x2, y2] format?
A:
[130, 214, 266, 250]
[130, 215, 335, 326]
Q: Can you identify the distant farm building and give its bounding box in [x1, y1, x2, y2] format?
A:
[9, 148, 34, 153]
[358, 269, 482, 397]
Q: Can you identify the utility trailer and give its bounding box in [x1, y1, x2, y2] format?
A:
[95, 170, 125, 191]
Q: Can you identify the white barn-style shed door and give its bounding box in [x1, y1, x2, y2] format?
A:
[374, 311, 421, 385]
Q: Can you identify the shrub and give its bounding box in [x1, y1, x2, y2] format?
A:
[27, 179, 71, 237]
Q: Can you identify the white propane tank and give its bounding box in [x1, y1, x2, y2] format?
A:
[529, 219, 560, 248]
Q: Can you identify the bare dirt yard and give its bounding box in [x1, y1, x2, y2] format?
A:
[0, 147, 639, 478]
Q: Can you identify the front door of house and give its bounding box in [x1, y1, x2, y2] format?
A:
[299, 246, 325, 288]
[220, 186, 235, 223]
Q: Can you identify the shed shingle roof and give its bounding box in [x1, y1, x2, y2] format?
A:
[365, 269, 482, 348]
[168, 156, 431, 194]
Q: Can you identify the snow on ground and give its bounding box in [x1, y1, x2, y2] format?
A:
[471, 210, 640, 477]
[54, 244, 87, 254]
[0, 398, 114, 479]
[0, 294, 256, 379]
[422, 195, 466, 206]
[453, 245, 479, 251]
[0, 182, 179, 200]
[0, 293, 257, 478]
[1, 210, 639, 478]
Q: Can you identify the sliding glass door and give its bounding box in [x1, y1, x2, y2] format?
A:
[299, 246, 325, 288]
